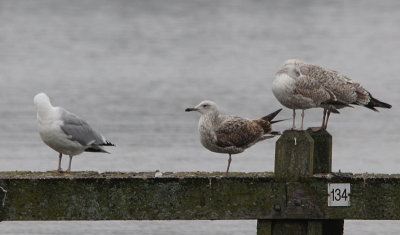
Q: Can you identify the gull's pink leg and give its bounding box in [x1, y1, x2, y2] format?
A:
[323, 111, 331, 129]
[291, 109, 296, 130]
[66, 155, 73, 172]
[225, 154, 232, 176]
[311, 109, 327, 132]
[57, 153, 62, 172]
[321, 109, 327, 129]
[300, 109, 305, 130]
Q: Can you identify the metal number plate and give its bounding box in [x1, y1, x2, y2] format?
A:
[328, 183, 351, 207]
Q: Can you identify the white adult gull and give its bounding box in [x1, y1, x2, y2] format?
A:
[34, 93, 115, 172]
[272, 59, 391, 130]
[186, 100, 282, 176]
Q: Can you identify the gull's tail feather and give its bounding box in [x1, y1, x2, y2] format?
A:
[364, 96, 392, 112]
[270, 118, 289, 124]
[256, 109, 285, 135]
[101, 140, 115, 146]
[269, 131, 282, 135]
[258, 131, 282, 142]
[261, 108, 282, 122]
[85, 145, 110, 153]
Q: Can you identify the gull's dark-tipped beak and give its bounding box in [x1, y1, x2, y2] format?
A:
[185, 107, 197, 112]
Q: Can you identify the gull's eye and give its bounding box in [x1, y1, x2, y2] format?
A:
[202, 104, 209, 108]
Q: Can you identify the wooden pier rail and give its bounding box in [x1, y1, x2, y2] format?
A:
[1, 130, 400, 234]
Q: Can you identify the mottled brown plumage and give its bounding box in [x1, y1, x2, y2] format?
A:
[186, 101, 282, 176]
[215, 117, 269, 149]
[272, 59, 391, 130]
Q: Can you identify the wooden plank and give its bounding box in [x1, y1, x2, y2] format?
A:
[0, 172, 400, 221]
[0, 172, 284, 221]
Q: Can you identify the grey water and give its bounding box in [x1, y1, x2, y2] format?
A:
[0, 0, 399, 234]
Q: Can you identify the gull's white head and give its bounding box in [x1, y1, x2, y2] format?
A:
[185, 100, 219, 115]
[277, 59, 305, 80]
[287, 65, 302, 79]
[283, 59, 305, 66]
[33, 92, 52, 108]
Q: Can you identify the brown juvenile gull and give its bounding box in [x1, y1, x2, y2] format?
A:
[272, 59, 392, 130]
[185, 100, 282, 176]
[34, 92, 115, 172]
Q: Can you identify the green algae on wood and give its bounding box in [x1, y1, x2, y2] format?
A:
[0, 172, 280, 221]
[257, 220, 272, 235]
[0, 171, 275, 179]
[275, 130, 314, 181]
[1, 172, 400, 221]
[307, 129, 332, 174]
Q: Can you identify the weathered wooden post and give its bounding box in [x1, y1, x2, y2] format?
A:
[257, 129, 343, 235]
[307, 129, 344, 235]
[307, 129, 331, 174]
[0, 183, 6, 222]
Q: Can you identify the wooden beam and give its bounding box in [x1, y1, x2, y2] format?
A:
[1, 172, 400, 221]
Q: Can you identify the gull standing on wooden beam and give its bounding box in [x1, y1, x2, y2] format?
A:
[272, 59, 391, 130]
[34, 93, 115, 172]
[186, 100, 282, 176]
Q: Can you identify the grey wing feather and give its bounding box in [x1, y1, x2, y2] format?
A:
[59, 108, 106, 146]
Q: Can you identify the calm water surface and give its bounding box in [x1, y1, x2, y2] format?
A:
[0, 0, 399, 234]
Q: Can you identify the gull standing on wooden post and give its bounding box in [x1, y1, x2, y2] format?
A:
[34, 93, 115, 172]
[272, 59, 391, 130]
[186, 100, 282, 176]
